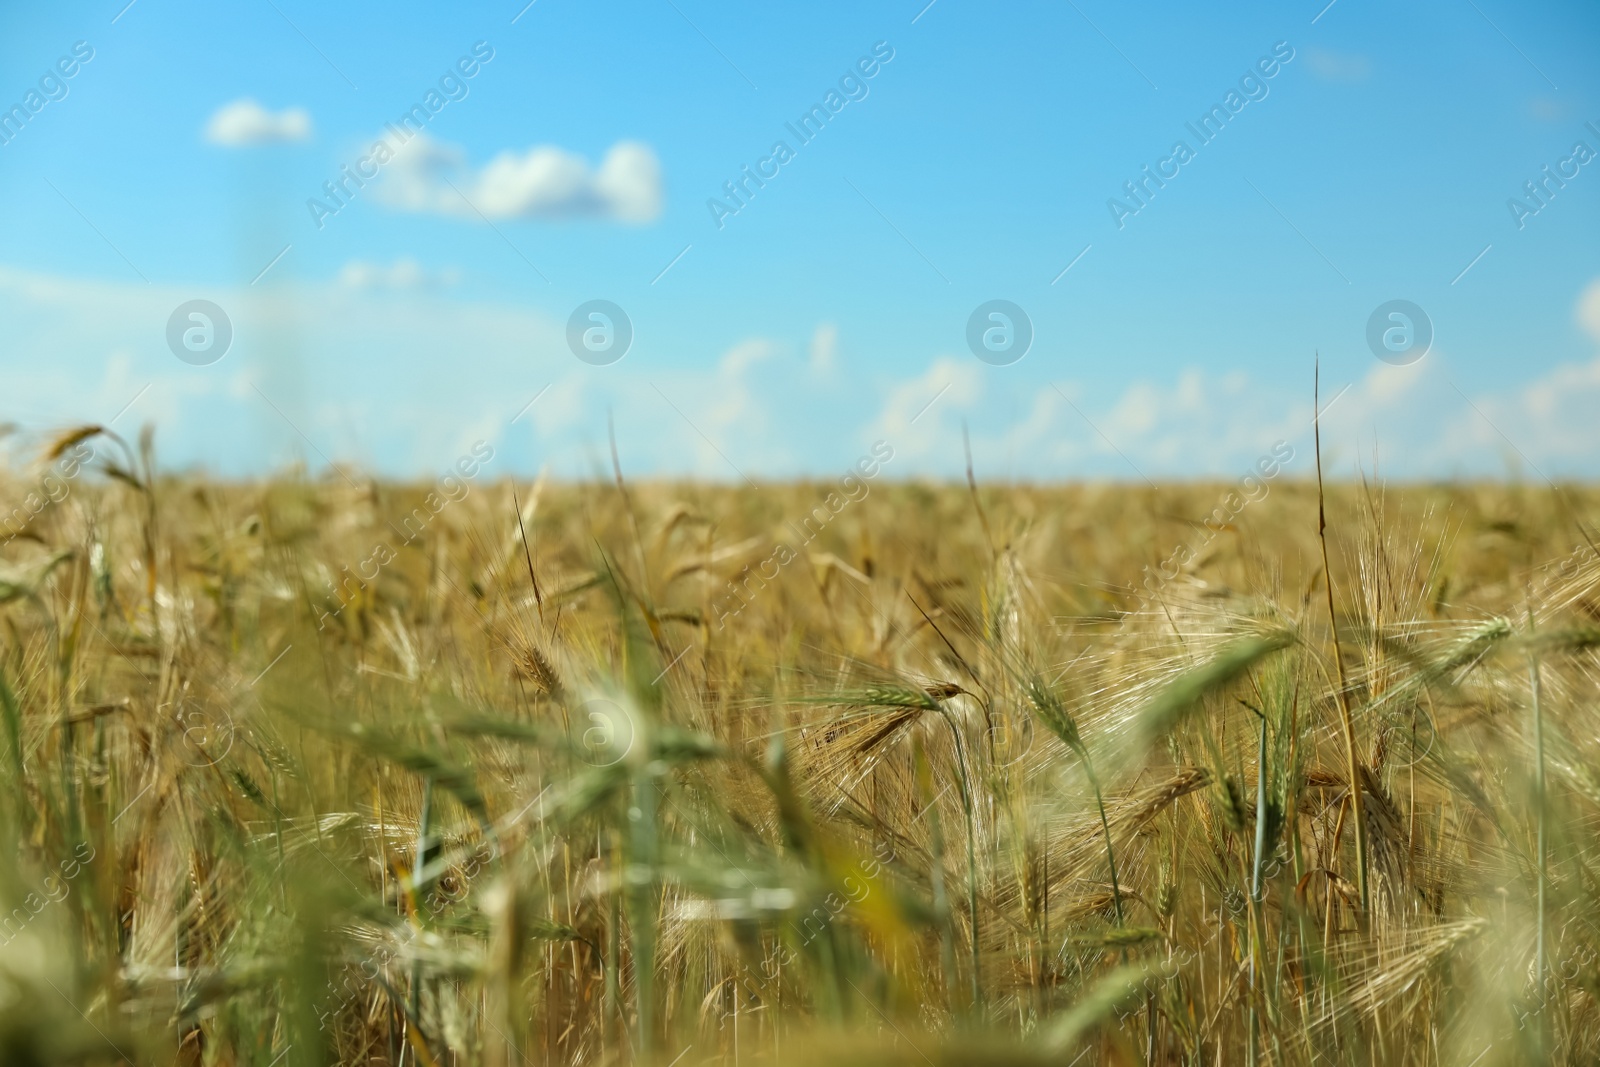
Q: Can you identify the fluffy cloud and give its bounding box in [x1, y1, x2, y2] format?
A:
[862, 279, 1600, 481]
[204, 99, 312, 146]
[6, 265, 1600, 482]
[0, 263, 563, 476]
[376, 133, 662, 223]
[1304, 283, 1600, 478]
[719, 338, 773, 377]
[866, 356, 1298, 479]
[0, 265, 811, 481]
[867, 356, 983, 465]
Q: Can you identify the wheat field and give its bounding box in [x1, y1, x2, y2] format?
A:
[1, 423, 1598, 1066]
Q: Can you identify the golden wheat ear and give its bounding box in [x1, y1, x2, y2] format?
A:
[42, 423, 104, 460]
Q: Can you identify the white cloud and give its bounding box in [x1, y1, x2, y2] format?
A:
[867, 356, 983, 464]
[376, 133, 662, 223]
[719, 338, 773, 377]
[7, 267, 1600, 482]
[337, 258, 460, 291]
[707, 339, 777, 438]
[1300, 282, 1600, 477]
[1440, 367, 1600, 472]
[0, 265, 812, 481]
[861, 352, 1451, 480]
[0, 263, 566, 476]
[204, 99, 312, 146]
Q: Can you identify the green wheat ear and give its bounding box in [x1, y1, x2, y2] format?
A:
[1134, 632, 1294, 748]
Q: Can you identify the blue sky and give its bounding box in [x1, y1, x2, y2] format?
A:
[1, 0, 1598, 481]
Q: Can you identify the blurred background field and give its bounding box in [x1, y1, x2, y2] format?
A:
[1, 425, 1598, 1066]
